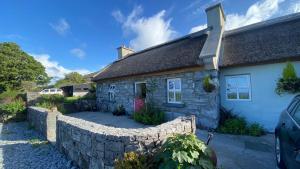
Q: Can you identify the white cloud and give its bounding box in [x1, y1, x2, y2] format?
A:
[30, 53, 90, 83]
[70, 48, 86, 59]
[112, 6, 176, 51]
[50, 18, 70, 36]
[189, 24, 207, 33]
[189, 0, 295, 32]
[225, 0, 284, 30]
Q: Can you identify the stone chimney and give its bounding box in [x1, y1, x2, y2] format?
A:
[117, 45, 134, 60]
[200, 3, 226, 70]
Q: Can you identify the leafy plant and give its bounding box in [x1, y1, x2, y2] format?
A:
[28, 138, 48, 147]
[283, 62, 297, 80]
[0, 98, 26, 122]
[218, 107, 265, 136]
[115, 152, 150, 169]
[276, 62, 300, 95]
[157, 134, 215, 169]
[218, 118, 247, 135]
[133, 103, 165, 125]
[248, 123, 265, 136]
[203, 76, 216, 93]
[113, 105, 126, 116]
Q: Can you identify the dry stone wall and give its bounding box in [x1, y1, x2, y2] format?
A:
[56, 114, 196, 169]
[27, 107, 60, 143]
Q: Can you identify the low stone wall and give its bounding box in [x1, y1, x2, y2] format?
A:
[56, 115, 196, 169]
[27, 107, 60, 143]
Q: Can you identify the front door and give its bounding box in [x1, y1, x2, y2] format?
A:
[134, 82, 146, 112]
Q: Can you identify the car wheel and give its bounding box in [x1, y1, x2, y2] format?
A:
[275, 136, 286, 169]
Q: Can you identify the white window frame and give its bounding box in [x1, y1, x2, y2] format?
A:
[225, 74, 251, 101]
[167, 78, 182, 104]
[108, 84, 116, 101]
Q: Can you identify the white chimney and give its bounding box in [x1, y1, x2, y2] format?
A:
[200, 3, 226, 70]
[117, 45, 134, 60]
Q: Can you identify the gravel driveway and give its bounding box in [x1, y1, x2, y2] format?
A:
[0, 122, 70, 169]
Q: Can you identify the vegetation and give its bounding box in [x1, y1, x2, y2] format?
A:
[0, 98, 26, 122]
[133, 102, 165, 125]
[115, 134, 216, 169]
[55, 72, 87, 87]
[115, 152, 156, 169]
[28, 138, 49, 147]
[203, 76, 216, 93]
[157, 134, 215, 169]
[218, 107, 265, 136]
[276, 62, 300, 95]
[0, 42, 50, 92]
[113, 105, 126, 116]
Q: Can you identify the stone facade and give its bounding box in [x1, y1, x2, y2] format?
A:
[27, 107, 60, 143]
[56, 114, 196, 169]
[96, 70, 219, 129]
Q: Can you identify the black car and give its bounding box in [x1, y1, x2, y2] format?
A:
[275, 95, 300, 169]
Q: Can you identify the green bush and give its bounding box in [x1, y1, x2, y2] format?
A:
[115, 152, 152, 169]
[0, 99, 26, 122]
[0, 90, 24, 104]
[218, 107, 265, 136]
[276, 62, 300, 95]
[113, 105, 126, 116]
[157, 134, 215, 169]
[133, 103, 164, 125]
[283, 62, 297, 80]
[248, 123, 265, 136]
[203, 76, 216, 93]
[218, 118, 247, 135]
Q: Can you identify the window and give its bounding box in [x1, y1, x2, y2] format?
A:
[108, 85, 116, 101]
[225, 75, 251, 101]
[292, 102, 300, 125]
[287, 99, 299, 113]
[167, 78, 182, 103]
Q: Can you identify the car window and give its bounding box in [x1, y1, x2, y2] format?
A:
[50, 89, 56, 92]
[287, 99, 299, 113]
[292, 103, 300, 125]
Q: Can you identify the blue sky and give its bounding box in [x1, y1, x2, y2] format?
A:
[0, 0, 299, 81]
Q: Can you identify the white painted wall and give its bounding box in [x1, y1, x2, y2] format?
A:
[220, 61, 300, 131]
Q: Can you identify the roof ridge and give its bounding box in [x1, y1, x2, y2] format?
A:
[115, 28, 209, 63]
[224, 12, 300, 37]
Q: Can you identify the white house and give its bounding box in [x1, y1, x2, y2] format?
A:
[219, 14, 300, 131]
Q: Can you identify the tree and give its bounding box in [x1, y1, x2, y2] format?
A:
[55, 72, 87, 87]
[0, 42, 50, 92]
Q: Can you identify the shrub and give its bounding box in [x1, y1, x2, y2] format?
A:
[248, 123, 265, 136]
[133, 103, 164, 125]
[218, 107, 265, 136]
[0, 99, 26, 122]
[113, 105, 126, 116]
[0, 90, 23, 104]
[283, 62, 297, 80]
[218, 118, 247, 135]
[276, 62, 300, 95]
[157, 134, 216, 169]
[203, 76, 216, 93]
[115, 152, 151, 169]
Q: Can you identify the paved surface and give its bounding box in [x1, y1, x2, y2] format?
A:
[0, 122, 71, 169]
[197, 130, 276, 169]
[67, 112, 149, 129]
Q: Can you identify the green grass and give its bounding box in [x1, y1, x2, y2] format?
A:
[28, 138, 48, 147]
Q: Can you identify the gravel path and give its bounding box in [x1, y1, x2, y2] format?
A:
[0, 122, 71, 169]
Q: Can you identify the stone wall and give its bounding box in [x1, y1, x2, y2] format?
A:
[96, 70, 219, 129]
[56, 114, 196, 169]
[26, 92, 41, 106]
[27, 107, 60, 143]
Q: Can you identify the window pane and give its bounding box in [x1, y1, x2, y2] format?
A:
[236, 76, 249, 87]
[168, 92, 175, 102]
[168, 81, 174, 90]
[293, 104, 300, 124]
[227, 88, 237, 99]
[226, 78, 236, 88]
[238, 88, 250, 100]
[175, 92, 181, 102]
[174, 80, 181, 90]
